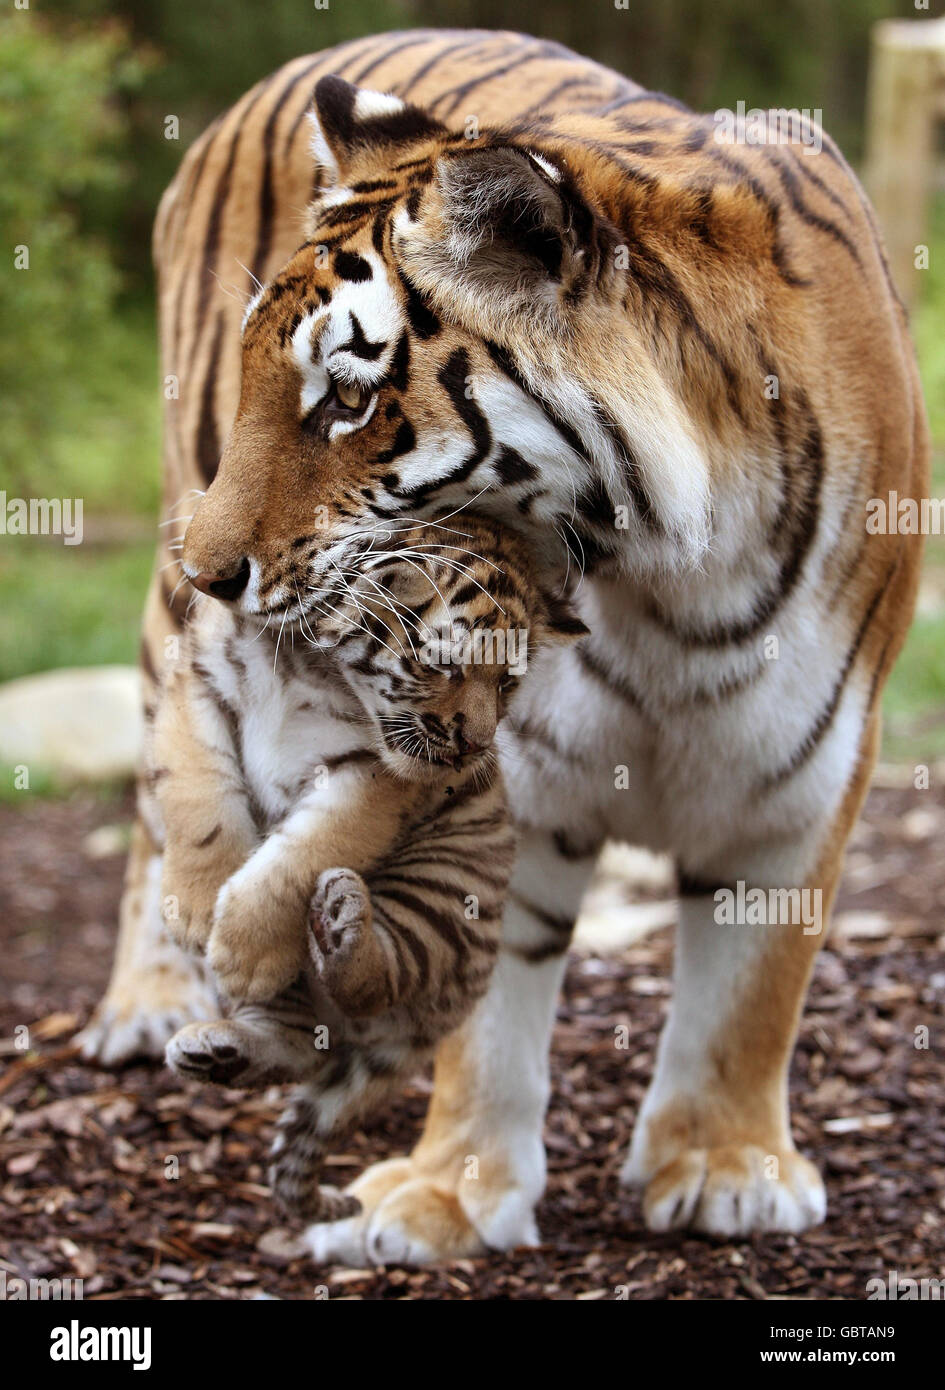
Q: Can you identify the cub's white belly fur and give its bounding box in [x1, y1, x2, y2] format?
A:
[197, 622, 363, 828]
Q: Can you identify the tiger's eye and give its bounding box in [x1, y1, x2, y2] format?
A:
[336, 380, 366, 411]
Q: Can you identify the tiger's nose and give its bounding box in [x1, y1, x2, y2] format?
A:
[188, 558, 251, 602]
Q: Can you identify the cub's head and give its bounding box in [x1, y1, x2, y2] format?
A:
[180, 74, 708, 626]
[319, 515, 587, 783]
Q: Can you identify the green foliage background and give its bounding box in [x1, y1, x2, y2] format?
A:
[0, 0, 942, 758]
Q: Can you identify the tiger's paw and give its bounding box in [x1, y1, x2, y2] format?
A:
[303, 1151, 541, 1267]
[76, 964, 217, 1067]
[303, 1159, 490, 1267]
[625, 1143, 826, 1237]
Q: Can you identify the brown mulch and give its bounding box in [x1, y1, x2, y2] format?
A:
[0, 783, 943, 1301]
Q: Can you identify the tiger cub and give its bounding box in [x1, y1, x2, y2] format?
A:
[145, 516, 586, 1220]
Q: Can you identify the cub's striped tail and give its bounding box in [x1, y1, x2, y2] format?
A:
[268, 1086, 361, 1223]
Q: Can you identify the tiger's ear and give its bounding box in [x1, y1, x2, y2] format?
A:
[540, 590, 590, 645]
[401, 145, 589, 328]
[307, 75, 445, 189]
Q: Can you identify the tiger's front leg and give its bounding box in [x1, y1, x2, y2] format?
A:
[308, 867, 392, 1017]
[621, 756, 871, 1237]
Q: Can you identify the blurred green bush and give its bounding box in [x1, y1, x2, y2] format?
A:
[0, 14, 160, 514]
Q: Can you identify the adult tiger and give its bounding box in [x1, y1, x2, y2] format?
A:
[78, 29, 927, 1262]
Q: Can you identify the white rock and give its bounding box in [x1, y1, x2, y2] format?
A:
[0, 666, 142, 783]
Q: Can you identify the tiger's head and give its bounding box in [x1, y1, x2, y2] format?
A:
[181, 74, 712, 623]
[316, 515, 587, 784]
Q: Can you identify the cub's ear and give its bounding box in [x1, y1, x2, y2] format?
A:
[307, 75, 445, 189]
[376, 562, 438, 611]
[400, 145, 592, 328]
[540, 590, 590, 645]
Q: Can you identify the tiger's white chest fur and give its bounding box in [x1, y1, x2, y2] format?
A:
[502, 556, 869, 885]
[195, 611, 365, 829]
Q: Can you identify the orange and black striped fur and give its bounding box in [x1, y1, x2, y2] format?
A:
[147, 518, 583, 1219]
[80, 31, 927, 1254]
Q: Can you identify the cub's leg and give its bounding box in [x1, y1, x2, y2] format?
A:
[269, 1080, 366, 1223]
[165, 975, 324, 1087]
[622, 722, 877, 1237]
[308, 868, 391, 1017]
[303, 826, 600, 1267]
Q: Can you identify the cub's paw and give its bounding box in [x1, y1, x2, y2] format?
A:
[76, 966, 217, 1067]
[310, 868, 371, 957]
[633, 1144, 826, 1237]
[165, 1019, 256, 1085]
[309, 869, 385, 1015]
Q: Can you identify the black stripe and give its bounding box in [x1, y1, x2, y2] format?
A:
[494, 445, 538, 486]
[347, 31, 438, 86]
[576, 642, 648, 717]
[678, 871, 736, 897]
[757, 558, 900, 791]
[517, 75, 606, 120]
[431, 43, 566, 119]
[251, 59, 324, 284]
[320, 748, 376, 771]
[385, 348, 489, 504]
[197, 75, 277, 332]
[334, 249, 373, 282]
[508, 892, 573, 936]
[372, 896, 436, 989]
[196, 314, 225, 484]
[397, 35, 490, 99]
[397, 269, 440, 338]
[700, 143, 810, 288]
[615, 231, 748, 427]
[376, 418, 415, 466]
[646, 388, 823, 648]
[167, 113, 226, 411]
[766, 148, 863, 268]
[486, 339, 585, 463]
[335, 310, 386, 361]
[553, 829, 602, 862]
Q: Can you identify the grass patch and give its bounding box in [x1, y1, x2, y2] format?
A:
[0, 537, 153, 683]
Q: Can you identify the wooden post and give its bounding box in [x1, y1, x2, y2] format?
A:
[864, 17, 945, 309]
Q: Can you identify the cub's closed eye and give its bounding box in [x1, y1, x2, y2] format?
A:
[499, 674, 518, 693]
[325, 378, 372, 418]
